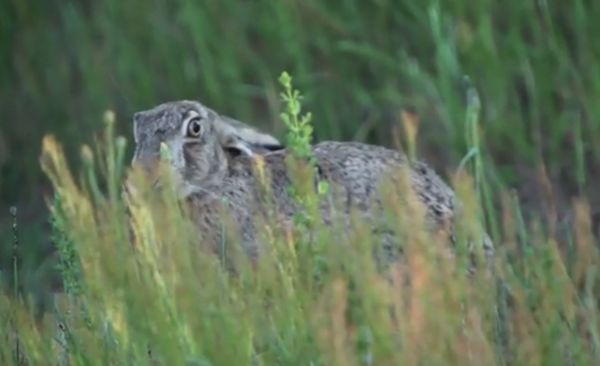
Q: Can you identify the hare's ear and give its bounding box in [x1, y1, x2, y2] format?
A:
[222, 135, 284, 158]
[223, 136, 256, 157]
[215, 115, 284, 157]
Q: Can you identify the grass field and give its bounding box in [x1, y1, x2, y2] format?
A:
[1, 1, 600, 364]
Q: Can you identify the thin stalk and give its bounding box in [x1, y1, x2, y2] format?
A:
[574, 111, 586, 194]
[10, 206, 19, 364]
[463, 77, 501, 248]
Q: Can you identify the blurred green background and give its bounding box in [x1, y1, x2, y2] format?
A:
[1, 0, 600, 306]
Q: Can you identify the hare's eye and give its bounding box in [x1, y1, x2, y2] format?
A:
[187, 118, 203, 137]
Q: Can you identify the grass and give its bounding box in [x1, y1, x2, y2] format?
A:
[1, 72, 599, 365]
[2, 1, 600, 200]
[1, 1, 600, 364]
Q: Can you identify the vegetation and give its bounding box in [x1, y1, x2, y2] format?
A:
[0, 69, 597, 365]
[1, 0, 600, 364]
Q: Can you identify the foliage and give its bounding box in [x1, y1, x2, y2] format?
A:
[278, 71, 314, 160]
[1, 1, 600, 364]
[2, 0, 600, 204]
[277, 71, 328, 230]
[2, 0, 600, 299]
[0, 74, 597, 365]
[51, 193, 81, 297]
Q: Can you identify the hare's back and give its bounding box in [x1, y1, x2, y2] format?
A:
[312, 141, 408, 184]
[225, 140, 456, 224]
[312, 141, 456, 220]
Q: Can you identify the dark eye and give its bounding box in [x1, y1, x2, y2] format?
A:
[187, 117, 203, 137]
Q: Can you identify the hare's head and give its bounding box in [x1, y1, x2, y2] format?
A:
[132, 100, 282, 194]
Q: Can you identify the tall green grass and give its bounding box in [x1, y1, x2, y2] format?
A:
[1, 74, 599, 365]
[2, 1, 600, 201]
[3, 1, 600, 319]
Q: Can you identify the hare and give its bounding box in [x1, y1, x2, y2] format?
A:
[131, 100, 493, 266]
